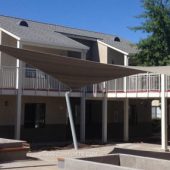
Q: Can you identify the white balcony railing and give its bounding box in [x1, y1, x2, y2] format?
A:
[0, 66, 16, 89]
[22, 67, 70, 91]
[0, 66, 166, 94]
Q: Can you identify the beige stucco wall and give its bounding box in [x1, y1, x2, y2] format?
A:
[97, 42, 125, 65]
[0, 96, 67, 126]
[0, 96, 16, 125]
[98, 42, 108, 64]
[21, 96, 67, 125]
[107, 48, 124, 65]
[1, 32, 17, 66]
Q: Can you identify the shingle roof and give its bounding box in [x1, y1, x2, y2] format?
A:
[0, 15, 137, 54]
[0, 16, 89, 51]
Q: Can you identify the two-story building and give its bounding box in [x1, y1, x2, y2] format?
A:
[0, 15, 165, 147]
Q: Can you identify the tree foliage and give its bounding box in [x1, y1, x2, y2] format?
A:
[131, 0, 170, 66]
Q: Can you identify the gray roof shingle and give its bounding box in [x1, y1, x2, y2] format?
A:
[0, 16, 89, 51]
[0, 15, 137, 54]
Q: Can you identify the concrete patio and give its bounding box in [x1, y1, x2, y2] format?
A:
[1, 142, 170, 170]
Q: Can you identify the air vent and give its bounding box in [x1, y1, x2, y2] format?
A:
[114, 37, 120, 42]
[19, 20, 29, 27]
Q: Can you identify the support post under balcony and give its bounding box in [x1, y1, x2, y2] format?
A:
[161, 74, 168, 151]
[15, 41, 22, 140]
[102, 90, 107, 144]
[80, 50, 86, 143]
[124, 98, 129, 142]
[80, 88, 86, 143]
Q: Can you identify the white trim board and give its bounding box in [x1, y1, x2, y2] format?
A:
[97, 40, 129, 55]
[0, 28, 20, 40]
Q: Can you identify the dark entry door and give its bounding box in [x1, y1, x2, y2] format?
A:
[86, 100, 102, 141]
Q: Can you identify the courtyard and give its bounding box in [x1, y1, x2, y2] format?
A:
[1, 142, 170, 170]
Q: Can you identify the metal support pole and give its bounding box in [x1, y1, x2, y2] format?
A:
[15, 41, 22, 139]
[161, 74, 168, 151]
[102, 92, 107, 143]
[124, 98, 129, 142]
[80, 88, 86, 143]
[65, 91, 78, 150]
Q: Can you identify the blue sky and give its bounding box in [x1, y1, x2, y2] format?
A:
[0, 0, 146, 43]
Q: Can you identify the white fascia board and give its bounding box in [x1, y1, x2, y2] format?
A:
[21, 40, 88, 53]
[97, 40, 129, 55]
[0, 28, 20, 40]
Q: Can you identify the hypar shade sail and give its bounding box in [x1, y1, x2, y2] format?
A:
[0, 45, 146, 89]
[130, 66, 170, 75]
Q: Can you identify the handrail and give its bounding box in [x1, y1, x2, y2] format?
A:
[0, 66, 167, 94]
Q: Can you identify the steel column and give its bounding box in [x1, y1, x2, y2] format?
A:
[65, 91, 78, 150]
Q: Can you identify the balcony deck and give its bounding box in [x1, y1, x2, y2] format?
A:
[0, 66, 169, 98]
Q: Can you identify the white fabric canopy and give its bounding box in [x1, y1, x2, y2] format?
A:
[0, 45, 147, 89]
[130, 66, 170, 75]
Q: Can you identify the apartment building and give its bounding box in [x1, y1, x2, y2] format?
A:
[0, 15, 165, 146]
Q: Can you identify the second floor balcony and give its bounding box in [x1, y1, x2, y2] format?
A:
[0, 66, 169, 97]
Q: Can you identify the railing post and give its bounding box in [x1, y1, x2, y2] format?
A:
[136, 75, 138, 92]
[124, 54, 128, 93]
[148, 73, 150, 92]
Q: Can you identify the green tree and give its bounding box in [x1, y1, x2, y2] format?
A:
[131, 0, 170, 66]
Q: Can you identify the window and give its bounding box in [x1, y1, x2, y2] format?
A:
[19, 20, 29, 27]
[24, 103, 46, 128]
[25, 64, 36, 78]
[114, 37, 120, 42]
[152, 106, 161, 119]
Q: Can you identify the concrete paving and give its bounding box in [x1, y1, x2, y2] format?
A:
[1, 142, 170, 170]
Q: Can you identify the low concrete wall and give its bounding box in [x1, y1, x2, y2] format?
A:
[120, 154, 170, 170]
[58, 157, 134, 170]
[58, 154, 170, 170]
